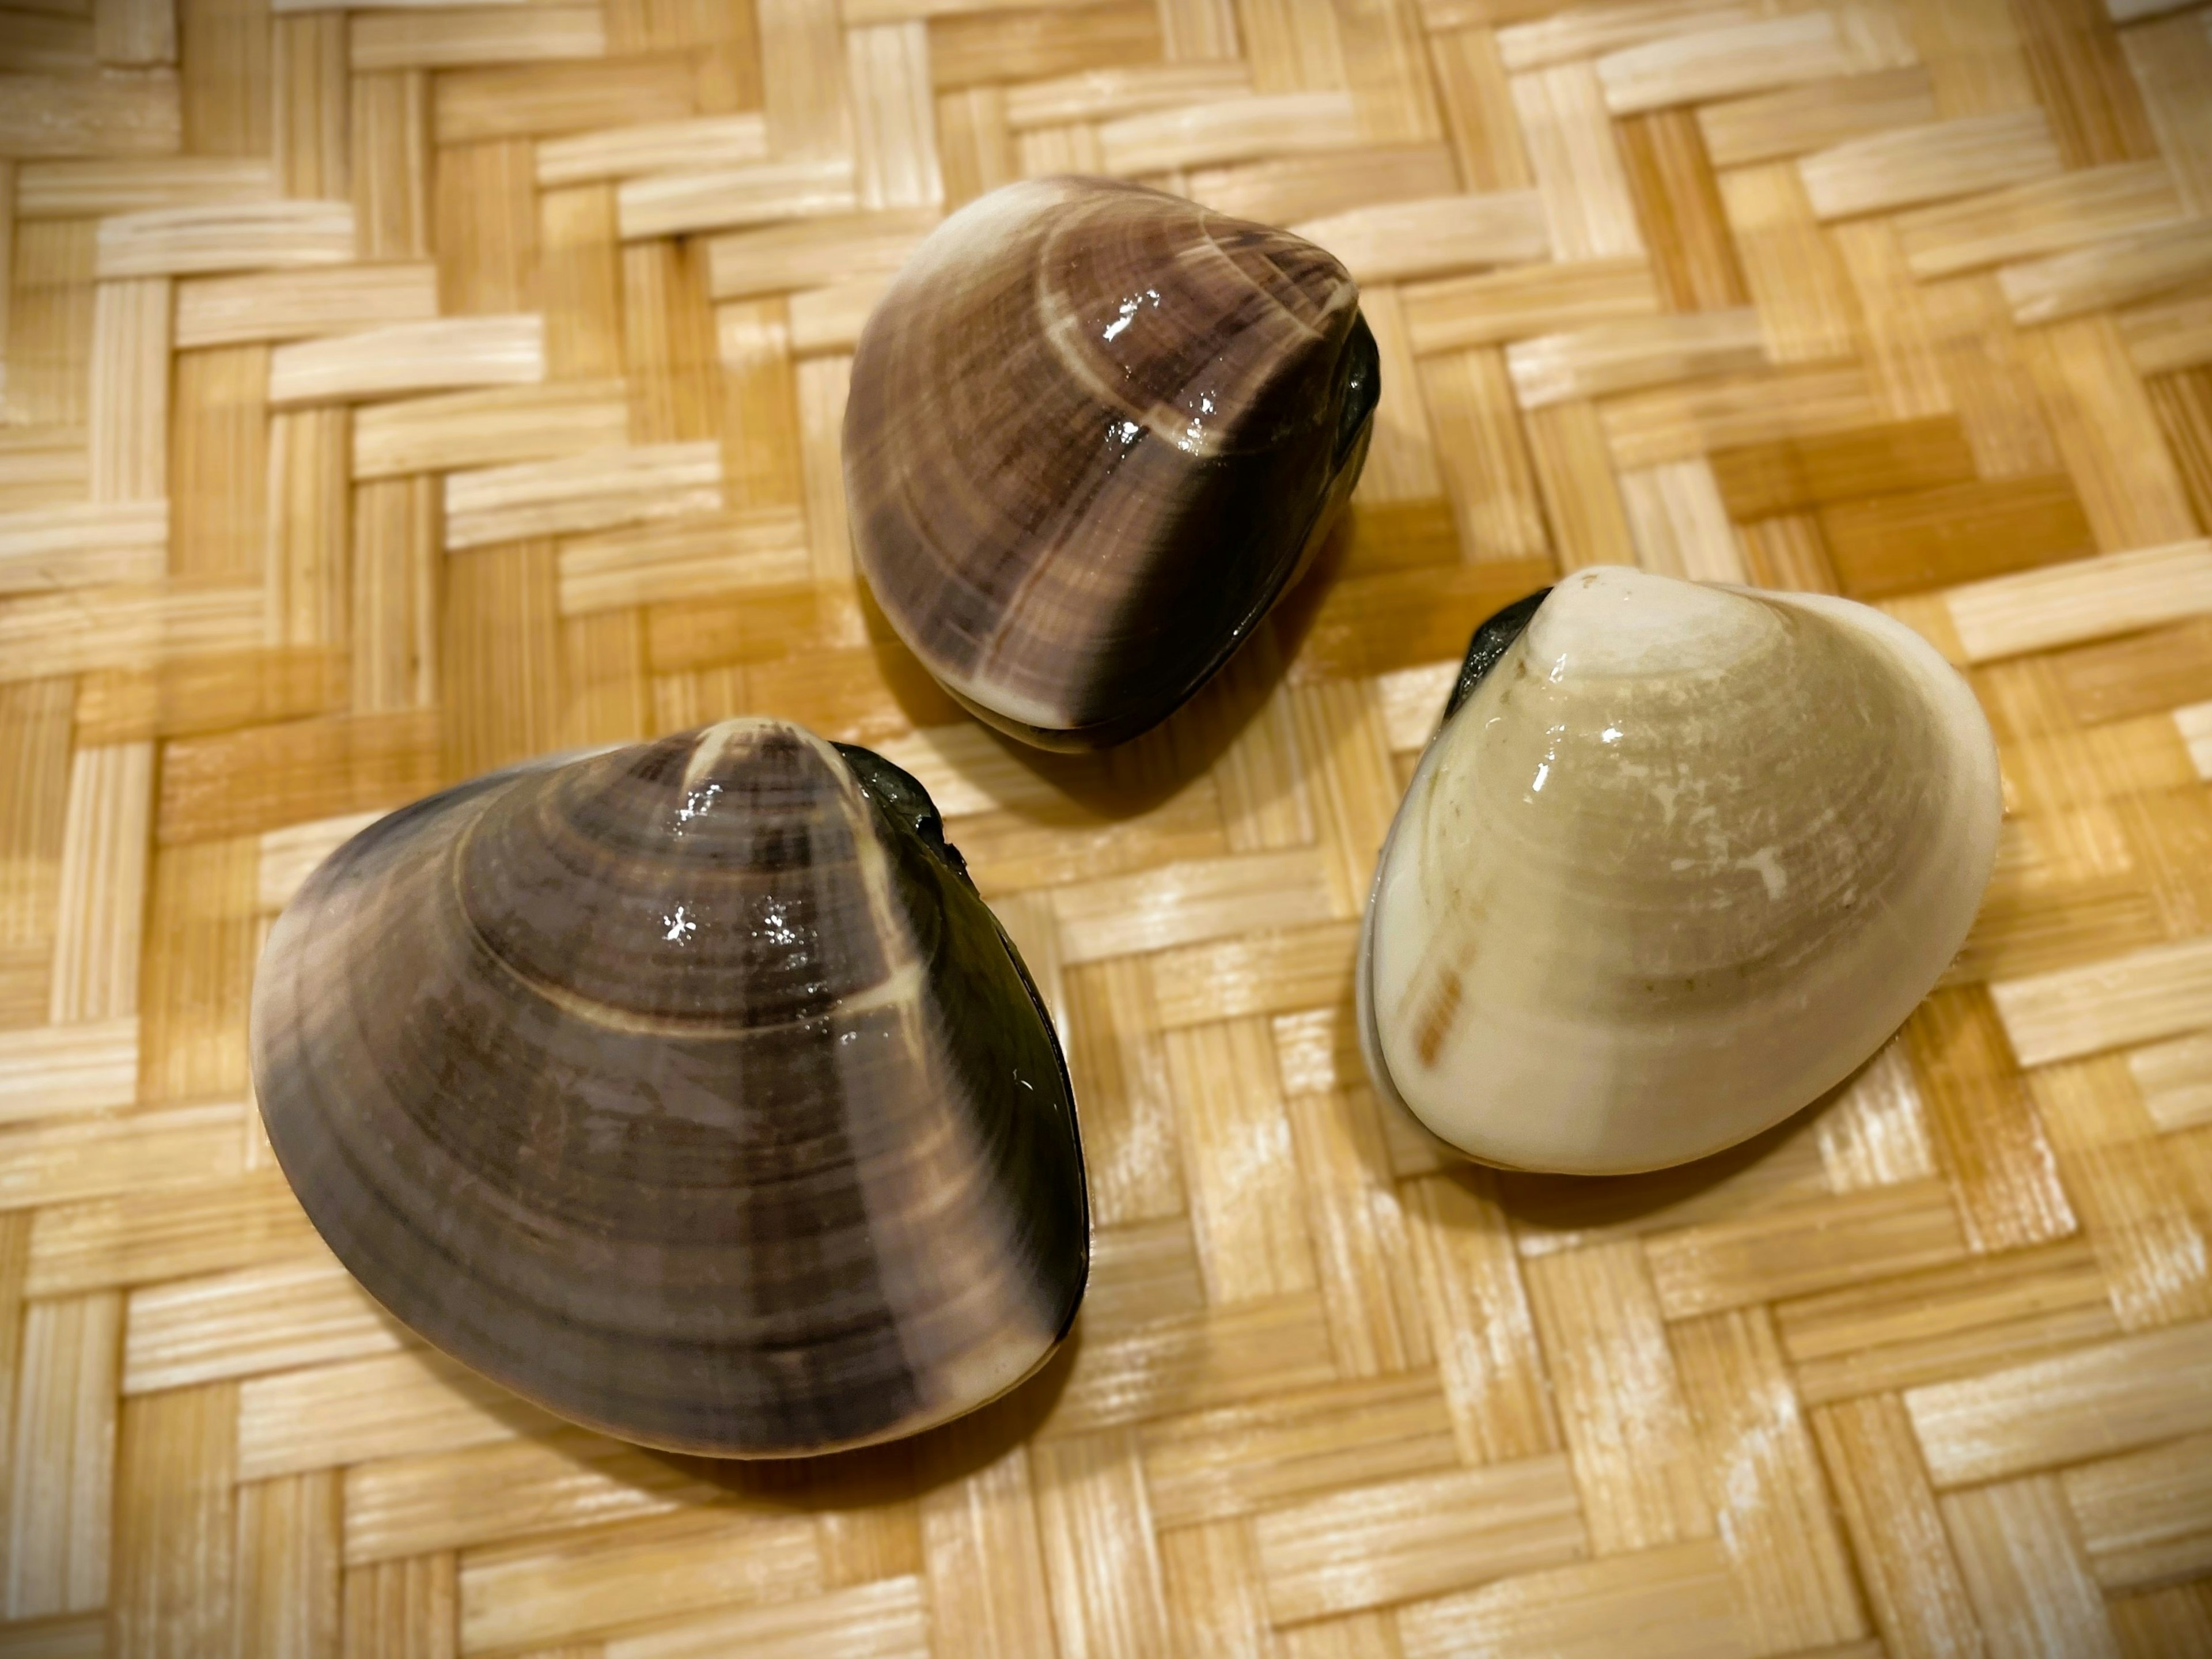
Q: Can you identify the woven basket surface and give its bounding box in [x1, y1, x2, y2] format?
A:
[3, 0, 2212, 1653]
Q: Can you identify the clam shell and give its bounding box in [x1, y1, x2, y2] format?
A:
[1358, 566, 2002, 1176]
[250, 718, 1087, 1457]
[844, 176, 1379, 750]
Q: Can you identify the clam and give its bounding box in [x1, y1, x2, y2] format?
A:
[250, 718, 1087, 1457]
[844, 176, 1380, 750]
[1358, 566, 2001, 1175]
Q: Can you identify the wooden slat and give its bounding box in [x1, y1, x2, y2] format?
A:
[94, 200, 355, 278]
[1252, 1456, 1586, 1624]
[1906, 1321, 2212, 1486]
[266, 314, 544, 407]
[442, 441, 724, 550]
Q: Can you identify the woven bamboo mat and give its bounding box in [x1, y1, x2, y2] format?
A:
[3, 0, 2212, 1654]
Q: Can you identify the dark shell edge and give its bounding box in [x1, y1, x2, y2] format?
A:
[1440, 584, 1553, 732]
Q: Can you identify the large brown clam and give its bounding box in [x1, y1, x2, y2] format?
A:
[250, 718, 1087, 1457]
[1359, 567, 2002, 1175]
[844, 176, 1380, 750]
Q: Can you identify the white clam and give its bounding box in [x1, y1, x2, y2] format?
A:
[1357, 565, 2001, 1175]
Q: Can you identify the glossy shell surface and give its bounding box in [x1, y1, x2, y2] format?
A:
[1358, 566, 2002, 1176]
[251, 718, 1088, 1457]
[844, 175, 1378, 750]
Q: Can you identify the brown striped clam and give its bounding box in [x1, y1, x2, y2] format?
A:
[1358, 567, 2002, 1175]
[250, 718, 1086, 1457]
[844, 176, 1380, 750]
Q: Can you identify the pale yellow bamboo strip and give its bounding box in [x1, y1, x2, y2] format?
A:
[2000, 217, 2212, 327]
[848, 21, 944, 210]
[88, 276, 169, 503]
[781, 278, 891, 357]
[1618, 459, 1747, 582]
[0, 1100, 247, 1214]
[1810, 1393, 1987, 1658]
[266, 315, 545, 410]
[1831, 218, 1954, 421]
[2172, 700, 2212, 781]
[758, 0, 855, 160]
[1596, 7, 1917, 116]
[1139, 1372, 1456, 1529]
[2124, 1029, 2212, 1133]
[442, 441, 724, 551]
[1802, 108, 2063, 221]
[0, 70, 182, 159]
[1429, 22, 1534, 192]
[1188, 145, 1460, 225]
[1402, 259, 1660, 355]
[1904, 0, 2040, 120]
[95, 200, 355, 279]
[25, 1166, 319, 1300]
[1291, 192, 1548, 285]
[18, 158, 272, 218]
[1253, 1456, 1586, 1623]
[0, 1017, 139, 1124]
[1524, 1240, 1713, 1554]
[607, 1575, 930, 1659]
[796, 351, 854, 582]
[1402, 1171, 1559, 1465]
[1161, 1017, 1316, 1302]
[2120, 288, 2212, 376]
[457, 1513, 821, 1652]
[351, 377, 629, 480]
[616, 157, 859, 241]
[1396, 1539, 1749, 1659]
[1991, 934, 2212, 1066]
[1509, 60, 1645, 260]
[342, 1428, 708, 1567]
[349, 5, 606, 71]
[917, 1430, 1059, 1659]
[1099, 92, 1361, 175]
[1718, 160, 1862, 363]
[1417, 346, 1548, 560]
[1906, 1321, 2212, 1486]
[1942, 541, 2212, 662]
[1672, 1308, 1869, 1651]
[1698, 66, 1938, 168]
[96, 0, 175, 63]
[558, 506, 810, 615]
[2062, 1430, 2212, 1590]
[1645, 1179, 1971, 1319]
[1896, 160, 2186, 279]
[1527, 398, 1640, 566]
[234, 1471, 342, 1659]
[122, 1249, 405, 1395]
[2120, 11, 2212, 215]
[703, 207, 937, 302]
[1495, 0, 1792, 73]
[1506, 308, 1766, 408]
[237, 1347, 555, 1482]
[48, 740, 152, 1024]
[1052, 849, 1336, 964]
[5, 1290, 120, 1619]
[1005, 61, 1252, 128]
[1942, 1478, 2118, 1657]
[0, 500, 166, 594]
[175, 263, 441, 350]
[1030, 1430, 1173, 1658]
[536, 115, 770, 188]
